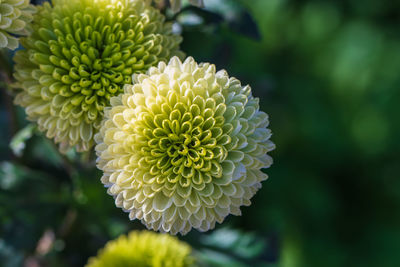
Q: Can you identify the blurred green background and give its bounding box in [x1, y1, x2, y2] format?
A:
[1, 0, 400, 266]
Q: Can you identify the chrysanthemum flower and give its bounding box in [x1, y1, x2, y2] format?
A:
[13, 0, 183, 152]
[0, 0, 35, 50]
[95, 57, 275, 234]
[86, 230, 194, 267]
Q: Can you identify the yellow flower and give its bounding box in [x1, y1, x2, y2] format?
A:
[13, 0, 183, 152]
[0, 0, 36, 49]
[86, 230, 194, 267]
[95, 57, 275, 234]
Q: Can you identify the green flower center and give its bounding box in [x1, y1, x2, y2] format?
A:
[138, 99, 231, 187]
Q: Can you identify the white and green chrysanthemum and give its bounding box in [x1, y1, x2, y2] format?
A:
[0, 0, 36, 50]
[86, 230, 194, 267]
[95, 57, 275, 234]
[13, 0, 183, 152]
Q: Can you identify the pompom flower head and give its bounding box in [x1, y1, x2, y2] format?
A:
[0, 0, 36, 50]
[86, 230, 194, 267]
[96, 57, 275, 234]
[13, 0, 183, 152]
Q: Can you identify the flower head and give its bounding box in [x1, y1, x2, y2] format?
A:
[13, 0, 183, 152]
[95, 57, 275, 234]
[86, 230, 194, 267]
[0, 0, 36, 50]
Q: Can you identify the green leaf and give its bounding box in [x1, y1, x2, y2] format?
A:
[0, 162, 27, 190]
[9, 124, 36, 157]
[0, 161, 49, 190]
[200, 227, 266, 259]
[196, 249, 246, 267]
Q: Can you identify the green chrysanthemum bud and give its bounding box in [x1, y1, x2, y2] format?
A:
[86, 230, 194, 267]
[0, 0, 36, 50]
[13, 0, 183, 152]
[95, 57, 275, 234]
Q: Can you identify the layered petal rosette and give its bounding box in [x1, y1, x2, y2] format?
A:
[95, 57, 275, 234]
[13, 0, 183, 152]
[86, 230, 194, 267]
[0, 0, 36, 49]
